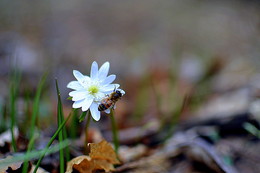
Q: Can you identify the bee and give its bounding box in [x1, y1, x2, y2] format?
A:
[98, 90, 123, 111]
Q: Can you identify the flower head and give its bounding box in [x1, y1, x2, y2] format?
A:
[67, 61, 125, 121]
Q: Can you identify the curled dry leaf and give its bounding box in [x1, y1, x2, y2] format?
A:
[66, 156, 91, 173]
[66, 140, 120, 173]
[89, 140, 120, 165]
[66, 156, 115, 173]
[0, 157, 48, 173]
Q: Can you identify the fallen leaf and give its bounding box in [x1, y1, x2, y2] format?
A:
[66, 156, 91, 173]
[91, 159, 114, 172]
[66, 140, 120, 173]
[89, 140, 120, 164]
[0, 157, 48, 173]
[66, 156, 115, 173]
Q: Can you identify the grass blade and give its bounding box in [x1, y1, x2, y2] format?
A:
[55, 79, 65, 173]
[0, 140, 70, 170]
[9, 69, 21, 152]
[33, 104, 72, 173]
[29, 73, 48, 141]
[22, 73, 48, 173]
[84, 111, 91, 154]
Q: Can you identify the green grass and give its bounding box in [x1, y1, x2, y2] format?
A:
[22, 73, 47, 173]
[0, 140, 70, 170]
[9, 69, 21, 152]
[83, 111, 91, 154]
[55, 79, 70, 173]
[33, 107, 72, 173]
[4, 70, 73, 173]
[243, 122, 260, 138]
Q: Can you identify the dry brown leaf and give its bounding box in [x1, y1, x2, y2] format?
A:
[89, 140, 120, 164]
[66, 155, 115, 173]
[0, 157, 48, 173]
[91, 159, 114, 172]
[66, 156, 91, 173]
[66, 140, 120, 173]
[72, 157, 96, 173]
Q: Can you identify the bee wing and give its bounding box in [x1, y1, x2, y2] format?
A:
[117, 88, 125, 96]
[104, 109, 110, 114]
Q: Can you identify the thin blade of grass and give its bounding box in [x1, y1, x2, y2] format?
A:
[33, 108, 72, 173]
[29, 73, 48, 141]
[9, 68, 21, 152]
[84, 111, 91, 154]
[22, 73, 48, 173]
[0, 140, 70, 170]
[55, 79, 65, 173]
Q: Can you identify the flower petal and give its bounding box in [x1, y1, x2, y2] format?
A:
[98, 62, 110, 80]
[82, 97, 94, 111]
[72, 99, 85, 108]
[67, 81, 83, 90]
[90, 103, 101, 121]
[101, 75, 116, 85]
[73, 70, 85, 83]
[90, 61, 98, 79]
[69, 90, 87, 98]
[94, 92, 106, 101]
[114, 84, 120, 89]
[99, 84, 120, 93]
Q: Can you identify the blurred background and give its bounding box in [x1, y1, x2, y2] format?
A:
[0, 0, 259, 82]
[0, 0, 259, 129]
[1, 0, 260, 172]
[0, 0, 260, 133]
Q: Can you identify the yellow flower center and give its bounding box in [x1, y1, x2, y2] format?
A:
[88, 85, 99, 95]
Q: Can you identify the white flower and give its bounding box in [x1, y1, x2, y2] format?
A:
[67, 61, 124, 121]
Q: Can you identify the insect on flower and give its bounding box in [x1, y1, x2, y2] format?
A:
[98, 89, 125, 112]
[67, 61, 125, 121]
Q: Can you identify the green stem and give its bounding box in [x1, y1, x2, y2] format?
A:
[69, 109, 78, 139]
[84, 111, 91, 154]
[110, 110, 119, 155]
